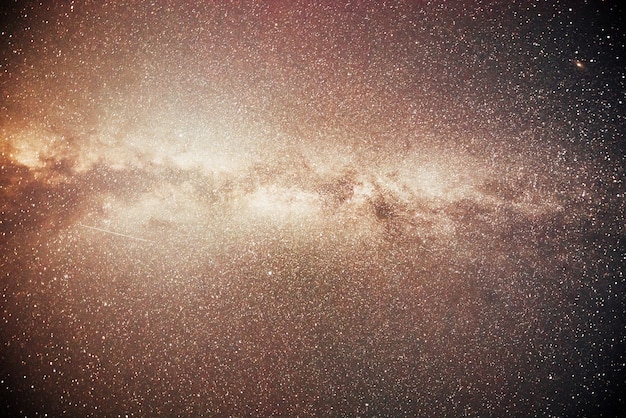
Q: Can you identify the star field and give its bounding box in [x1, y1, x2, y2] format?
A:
[1, 1, 625, 416]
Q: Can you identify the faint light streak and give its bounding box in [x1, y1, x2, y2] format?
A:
[78, 223, 153, 243]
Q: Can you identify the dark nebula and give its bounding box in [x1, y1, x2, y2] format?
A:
[1, 1, 624, 416]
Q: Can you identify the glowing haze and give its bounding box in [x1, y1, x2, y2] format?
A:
[1, 1, 624, 416]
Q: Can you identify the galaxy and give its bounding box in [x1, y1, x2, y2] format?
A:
[1, 0, 624, 416]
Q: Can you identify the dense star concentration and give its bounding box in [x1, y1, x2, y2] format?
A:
[1, 0, 624, 416]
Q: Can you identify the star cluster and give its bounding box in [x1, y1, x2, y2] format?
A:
[1, 1, 625, 416]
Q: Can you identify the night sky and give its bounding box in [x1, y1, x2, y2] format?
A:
[1, 0, 625, 416]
